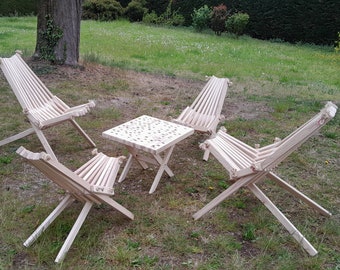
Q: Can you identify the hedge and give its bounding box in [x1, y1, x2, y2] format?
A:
[0, 0, 38, 16]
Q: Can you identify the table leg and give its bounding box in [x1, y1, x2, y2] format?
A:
[127, 146, 149, 169]
[149, 146, 175, 194]
[119, 146, 150, 183]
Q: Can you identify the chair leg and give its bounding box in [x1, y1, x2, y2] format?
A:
[0, 128, 35, 146]
[32, 125, 58, 160]
[69, 119, 96, 148]
[203, 149, 210, 161]
[193, 175, 255, 220]
[96, 194, 134, 220]
[268, 172, 332, 217]
[119, 154, 133, 183]
[55, 201, 93, 263]
[248, 183, 318, 256]
[24, 195, 74, 247]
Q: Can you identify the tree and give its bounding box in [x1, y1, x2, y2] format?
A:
[34, 0, 82, 65]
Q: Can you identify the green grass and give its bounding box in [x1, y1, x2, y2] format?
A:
[0, 17, 339, 101]
[0, 16, 339, 269]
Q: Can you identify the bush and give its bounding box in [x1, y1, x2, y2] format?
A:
[159, 1, 185, 26]
[142, 1, 185, 27]
[210, 4, 227, 35]
[225, 12, 249, 36]
[82, 0, 124, 21]
[169, 12, 185, 26]
[143, 11, 160, 24]
[191, 5, 211, 32]
[125, 0, 147, 22]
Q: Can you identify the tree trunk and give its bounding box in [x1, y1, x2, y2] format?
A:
[34, 0, 82, 65]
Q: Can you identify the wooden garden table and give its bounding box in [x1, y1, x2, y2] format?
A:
[102, 115, 194, 193]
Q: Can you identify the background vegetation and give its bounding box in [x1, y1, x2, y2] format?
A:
[1, 0, 339, 44]
[0, 17, 339, 269]
[0, 0, 38, 16]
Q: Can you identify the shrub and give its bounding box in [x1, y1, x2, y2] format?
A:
[191, 5, 211, 32]
[210, 4, 227, 36]
[159, 0, 185, 26]
[143, 11, 160, 24]
[225, 12, 249, 37]
[169, 12, 185, 26]
[125, 0, 147, 22]
[142, 1, 185, 27]
[82, 0, 124, 21]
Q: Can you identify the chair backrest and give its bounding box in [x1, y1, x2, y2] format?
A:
[175, 76, 231, 133]
[190, 76, 230, 116]
[0, 52, 66, 112]
[261, 101, 337, 170]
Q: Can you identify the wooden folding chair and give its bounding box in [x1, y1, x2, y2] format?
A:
[16, 146, 134, 263]
[173, 76, 231, 160]
[0, 51, 96, 160]
[193, 101, 337, 256]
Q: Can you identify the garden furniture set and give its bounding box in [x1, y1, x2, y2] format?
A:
[1, 51, 337, 262]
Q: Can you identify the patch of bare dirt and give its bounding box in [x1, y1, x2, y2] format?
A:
[29, 60, 271, 120]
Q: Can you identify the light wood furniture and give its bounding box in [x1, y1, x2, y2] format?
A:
[193, 101, 337, 256]
[17, 146, 134, 263]
[103, 115, 194, 193]
[173, 75, 231, 160]
[0, 51, 96, 160]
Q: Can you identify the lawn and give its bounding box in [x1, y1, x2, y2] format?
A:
[0, 17, 339, 269]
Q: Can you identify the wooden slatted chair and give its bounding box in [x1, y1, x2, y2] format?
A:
[193, 101, 337, 256]
[173, 76, 231, 160]
[16, 146, 134, 263]
[0, 51, 96, 160]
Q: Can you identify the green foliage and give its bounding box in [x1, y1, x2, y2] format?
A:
[0, 0, 38, 16]
[210, 4, 227, 36]
[0, 156, 13, 164]
[159, 0, 185, 26]
[125, 0, 147, 22]
[142, 0, 185, 26]
[335, 32, 340, 52]
[39, 15, 63, 62]
[82, 0, 124, 21]
[144, 0, 171, 17]
[242, 223, 256, 241]
[142, 11, 159, 24]
[191, 5, 211, 32]
[225, 12, 249, 37]
[231, 0, 339, 45]
[171, 0, 224, 26]
[117, 0, 339, 44]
